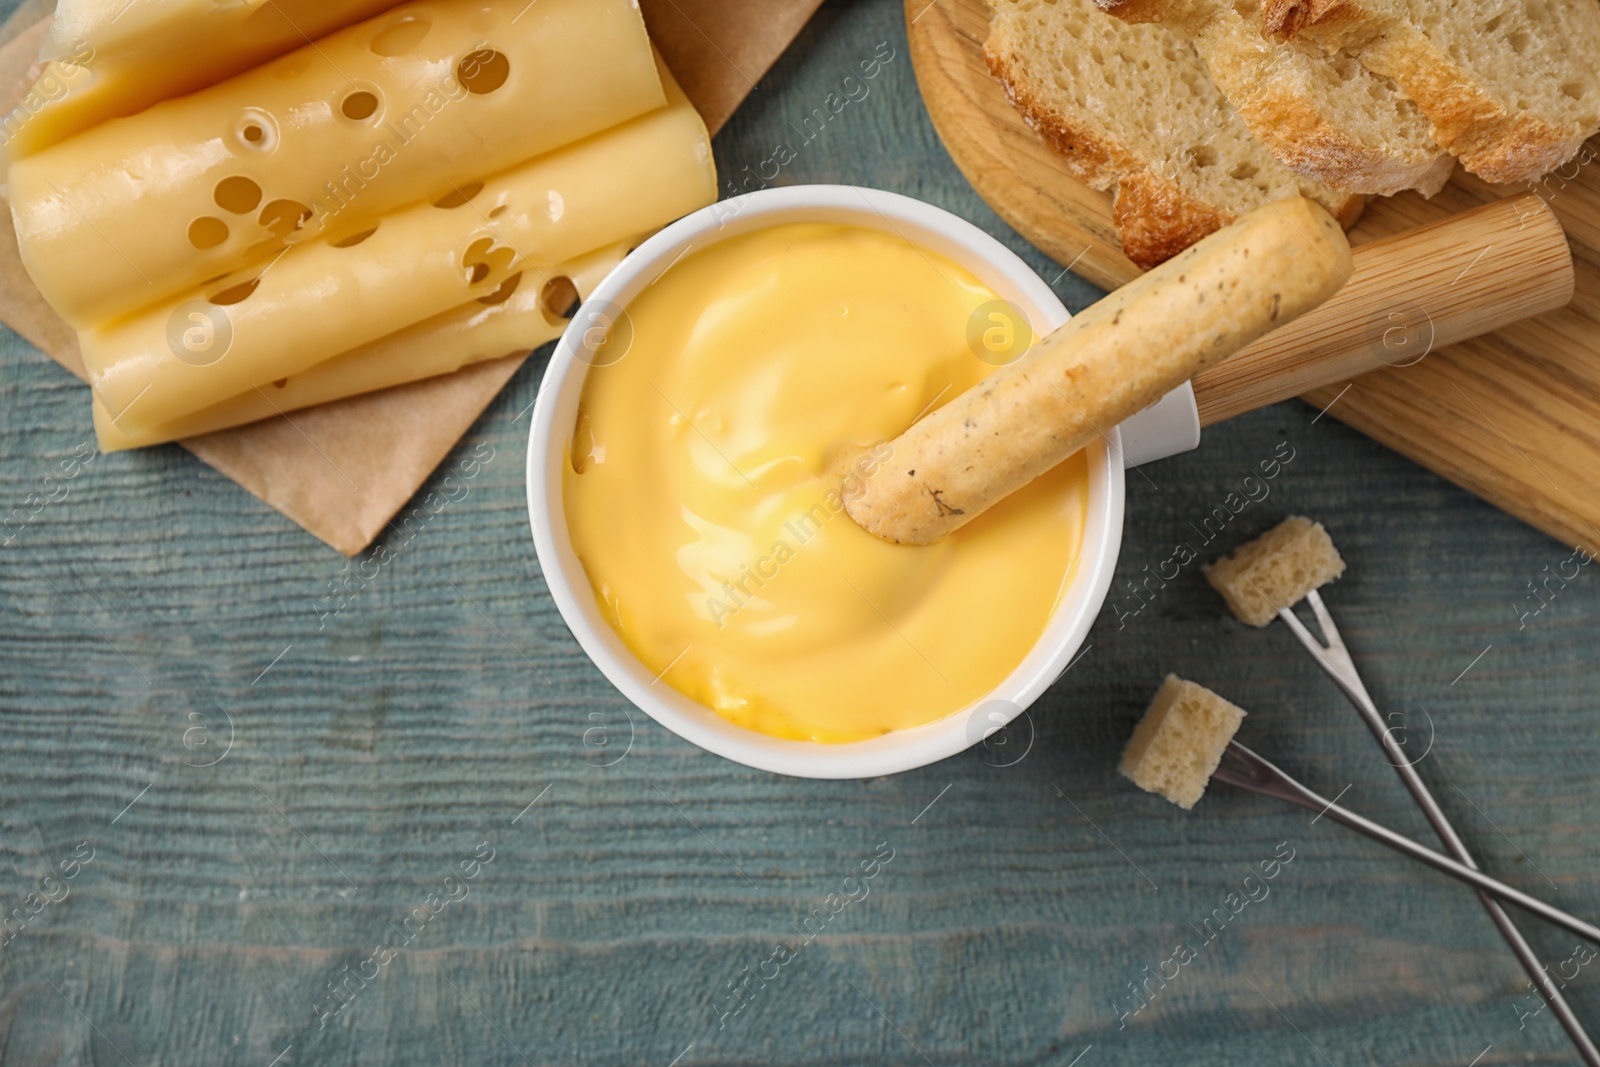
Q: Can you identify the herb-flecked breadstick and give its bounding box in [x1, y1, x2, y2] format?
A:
[844, 198, 1353, 544]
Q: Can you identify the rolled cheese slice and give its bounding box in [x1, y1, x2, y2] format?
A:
[6, 0, 404, 163]
[9, 0, 664, 328]
[844, 198, 1353, 544]
[92, 239, 633, 450]
[85, 66, 714, 432]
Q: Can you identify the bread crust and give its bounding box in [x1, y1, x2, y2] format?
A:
[1258, 0, 1597, 183]
[985, 5, 1363, 271]
[985, 30, 1362, 269]
[1111, 172, 1228, 269]
[1207, 48, 1455, 197]
[1096, 0, 1195, 27]
[1099, 0, 1451, 196]
[1260, 0, 1348, 42]
[986, 44, 1230, 268]
[1352, 23, 1583, 184]
[982, 46, 1126, 192]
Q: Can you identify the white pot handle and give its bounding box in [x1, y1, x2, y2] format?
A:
[1117, 381, 1201, 468]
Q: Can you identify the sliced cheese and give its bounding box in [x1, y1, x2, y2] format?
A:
[6, 0, 405, 163]
[92, 240, 632, 450]
[9, 0, 664, 327]
[85, 65, 715, 432]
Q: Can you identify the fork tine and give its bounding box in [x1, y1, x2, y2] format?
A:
[1216, 741, 1324, 811]
[1306, 590, 1346, 657]
[1276, 601, 1326, 653]
[1283, 594, 1372, 706]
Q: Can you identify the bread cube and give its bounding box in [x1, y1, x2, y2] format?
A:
[1203, 516, 1345, 627]
[1119, 675, 1247, 809]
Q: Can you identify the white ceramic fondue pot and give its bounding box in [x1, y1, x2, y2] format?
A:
[526, 185, 1201, 778]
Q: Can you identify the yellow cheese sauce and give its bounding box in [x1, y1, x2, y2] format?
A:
[563, 223, 1088, 742]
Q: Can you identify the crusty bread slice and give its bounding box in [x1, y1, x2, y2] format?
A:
[985, 0, 1363, 269]
[1099, 0, 1454, 197]
[1258, 0, 1600, 184]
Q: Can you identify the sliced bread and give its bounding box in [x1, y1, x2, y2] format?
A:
[1099, 0, 1453, 196]
[1258, 0, 1600, 183]
[985, 0, 1364, 269]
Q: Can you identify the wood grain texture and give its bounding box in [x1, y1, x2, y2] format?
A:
[907, 0, 1600, 552]
[1, 2, 1598, 1066]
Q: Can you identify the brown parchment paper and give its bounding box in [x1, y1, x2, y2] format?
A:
[0, 0, 823, 554]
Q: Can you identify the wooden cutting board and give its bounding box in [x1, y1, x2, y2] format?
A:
[906, 0, 1600, 551]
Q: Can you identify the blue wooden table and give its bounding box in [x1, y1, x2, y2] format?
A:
[3, 1, 1598, 1064]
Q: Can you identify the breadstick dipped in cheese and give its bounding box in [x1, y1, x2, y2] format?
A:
[7, 0, 403, 163]
[91, 239, 634, 451]
[86, 64, 715, 433]
[8, 0, 663, 328]
[844, 198, 1352, 545]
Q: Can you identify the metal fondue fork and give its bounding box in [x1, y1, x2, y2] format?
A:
[1258, 590, 1600, 1066]
[1213, 740, 1600, 947]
